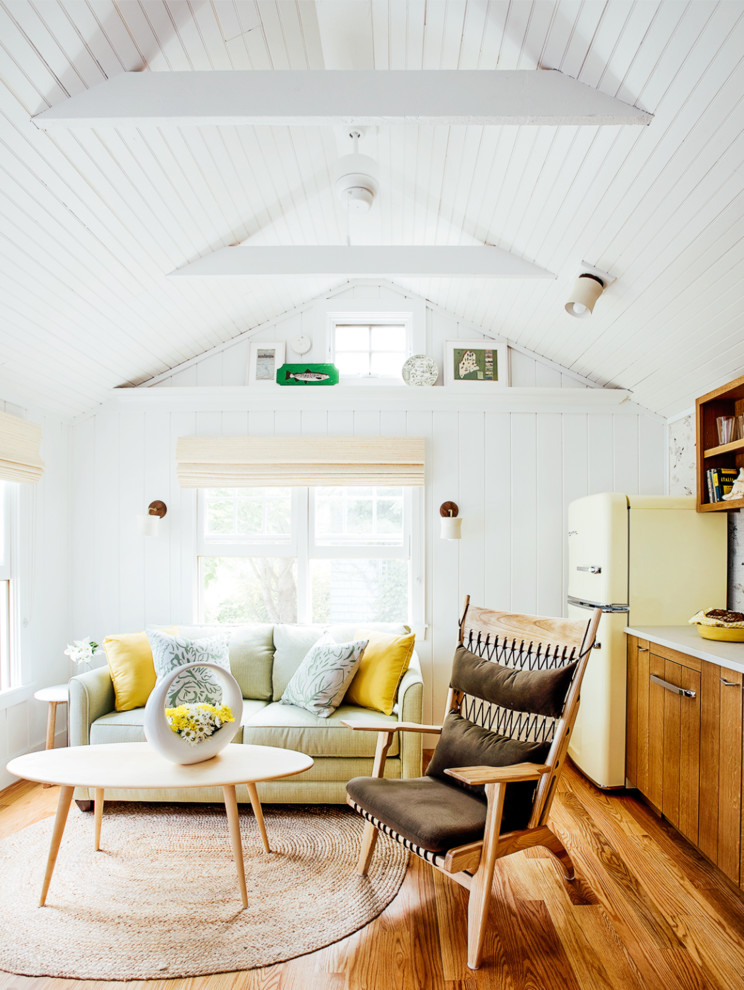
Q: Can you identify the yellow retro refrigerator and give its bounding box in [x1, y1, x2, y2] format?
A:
[566, 494, 727, 789]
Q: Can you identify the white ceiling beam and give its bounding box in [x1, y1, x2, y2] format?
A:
[33, 70, 653, 129]
[168, 246, 554, 279]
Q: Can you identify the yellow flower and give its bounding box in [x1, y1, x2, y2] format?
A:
[164, 703, 234, 742]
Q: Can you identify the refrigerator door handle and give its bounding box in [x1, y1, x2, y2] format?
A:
[650, 673, 697, 699]
[567, 596, 629, 613]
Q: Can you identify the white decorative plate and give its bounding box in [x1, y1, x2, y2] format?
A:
[402, 354, 439, 387]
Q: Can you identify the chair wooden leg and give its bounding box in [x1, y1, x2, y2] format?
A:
[541, 826, 575, 880]
[467, 781, 506, 970]
[357, 820, 380, 875]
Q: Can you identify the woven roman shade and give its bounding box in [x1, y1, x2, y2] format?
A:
[0, 411, 44, 484]
[176, 436, 425, 487]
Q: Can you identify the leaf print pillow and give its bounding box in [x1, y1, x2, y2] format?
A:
[147, 629, 231, 707]
[280, 633, 368, 718]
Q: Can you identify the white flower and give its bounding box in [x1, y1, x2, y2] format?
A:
[64, 638, 100, 665]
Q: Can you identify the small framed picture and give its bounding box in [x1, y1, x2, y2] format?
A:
[444, 340, 509, 387]
[247, 342, 285, 386]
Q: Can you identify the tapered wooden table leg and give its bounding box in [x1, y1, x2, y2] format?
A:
[94, 788, 104, 851]
[40, 784, 74, 906]
[223, 784, 248, 909]
[246, 781, 271, 853]
[42, 704, 57, 787]
[45, 702, 58, 752]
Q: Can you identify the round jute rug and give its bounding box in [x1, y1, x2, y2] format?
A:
[0, 802, 408, 980]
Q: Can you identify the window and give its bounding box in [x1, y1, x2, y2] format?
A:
[0, 483, 14, 692]
[332, 323, 408, 381]
[197, 486, 415, 626]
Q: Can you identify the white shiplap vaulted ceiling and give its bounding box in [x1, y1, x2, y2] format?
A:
[1, 0, 743, 419]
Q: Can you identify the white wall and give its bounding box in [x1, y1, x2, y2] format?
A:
[69, 285, 665, 723]
[0, 403, 70, 789]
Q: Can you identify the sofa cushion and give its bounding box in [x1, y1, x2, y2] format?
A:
[179, 624, 275, 701]
[242, 702, 400, 759]
[345, 630, 415, 715]
[148, 630, 231, 706]
[280, 634, 368, 718]
[104, 628, 177, 712]
[272, 626, 325, 701]
[272, 623, 411, 701]
[89, 700, 268, 746]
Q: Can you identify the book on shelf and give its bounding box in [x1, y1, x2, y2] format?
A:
[705, 466, 739, 503]
[720, 467, 738, 497]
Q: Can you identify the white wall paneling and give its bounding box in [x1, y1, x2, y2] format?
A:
[70, 387, 664, 724]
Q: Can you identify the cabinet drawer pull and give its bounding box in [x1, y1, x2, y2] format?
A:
[650, 674, 696, 698]
[721, 678, 740, 687]
[637, 647, 649, 652]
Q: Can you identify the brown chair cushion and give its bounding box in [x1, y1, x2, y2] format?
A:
[425, 712, 550, 825]
[451, 644, 577, 718]
[347, 775, 489, 853]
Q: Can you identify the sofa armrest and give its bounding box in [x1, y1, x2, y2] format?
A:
[396, 651, 424, 778]
[397, 651, 424, 722]
[68, 666, 116, 747]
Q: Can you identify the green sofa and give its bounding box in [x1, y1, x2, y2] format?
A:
[68, 623, 423, 805]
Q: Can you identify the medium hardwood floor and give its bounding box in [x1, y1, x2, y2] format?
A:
[2, 763, 744, 989]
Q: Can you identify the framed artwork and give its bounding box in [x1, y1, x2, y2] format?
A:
[444, 340, 509, 387]
[276, 363, 339, 386]
[247, 342, 285, 386]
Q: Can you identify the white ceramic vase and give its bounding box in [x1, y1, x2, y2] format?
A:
[144, 662, 243, 765]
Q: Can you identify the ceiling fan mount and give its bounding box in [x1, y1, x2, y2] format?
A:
[333, 129, 378, 213]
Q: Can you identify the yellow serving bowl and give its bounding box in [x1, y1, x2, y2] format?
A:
[696, 624, 744, 642]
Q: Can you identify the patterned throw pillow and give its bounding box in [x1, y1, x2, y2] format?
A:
[147, 630, 231, 707]
[280, 633, 368, 718]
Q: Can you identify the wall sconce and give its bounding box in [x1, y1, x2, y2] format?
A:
[440, 501, 462, 540]
[140, 500, 167, 537]
[564, 263, 614, 318]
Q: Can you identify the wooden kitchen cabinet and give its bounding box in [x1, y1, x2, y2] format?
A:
[699, 662, 743, 883]
[626, 637, 743, 884]
[696, 373, 744, 512]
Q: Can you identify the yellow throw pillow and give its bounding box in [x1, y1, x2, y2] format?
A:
[104, 628, 176, 712]
[345, 630, 415, 716]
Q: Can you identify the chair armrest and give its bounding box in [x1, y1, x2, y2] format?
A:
[341, 720, 441, 734]
[68, 666, 116, 747]
[444, 762, 550, 787]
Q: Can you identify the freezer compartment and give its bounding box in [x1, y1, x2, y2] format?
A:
[567, 493, 629, 608]
[567, 606, 628, 789]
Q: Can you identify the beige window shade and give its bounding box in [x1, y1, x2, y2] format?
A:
[176, 436, 425, 487]
[0, 411, 44, 484]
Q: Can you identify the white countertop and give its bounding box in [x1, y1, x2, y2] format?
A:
[625, 625, 744, 675]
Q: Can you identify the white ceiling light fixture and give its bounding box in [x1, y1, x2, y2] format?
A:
[565, 263, 615, 318]
[334, 130, 378, 214]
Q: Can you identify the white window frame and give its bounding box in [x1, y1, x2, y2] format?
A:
[0, 482, 19, 694]
[327, 305, 425, 385]
[196, 486, 424, 631]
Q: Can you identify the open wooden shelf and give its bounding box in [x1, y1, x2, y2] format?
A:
[703, 438, 744, 459]
[696, 373, 744, 511]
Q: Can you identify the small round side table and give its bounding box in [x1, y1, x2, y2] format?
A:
[33, 685, 69, 778]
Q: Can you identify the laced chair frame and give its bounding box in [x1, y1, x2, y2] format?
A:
[343, 595, 601, 970]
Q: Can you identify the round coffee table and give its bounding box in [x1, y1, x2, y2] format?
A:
[6, 742, 313, 908]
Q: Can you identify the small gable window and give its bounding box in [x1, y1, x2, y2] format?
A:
[332, 322, 408, 381]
